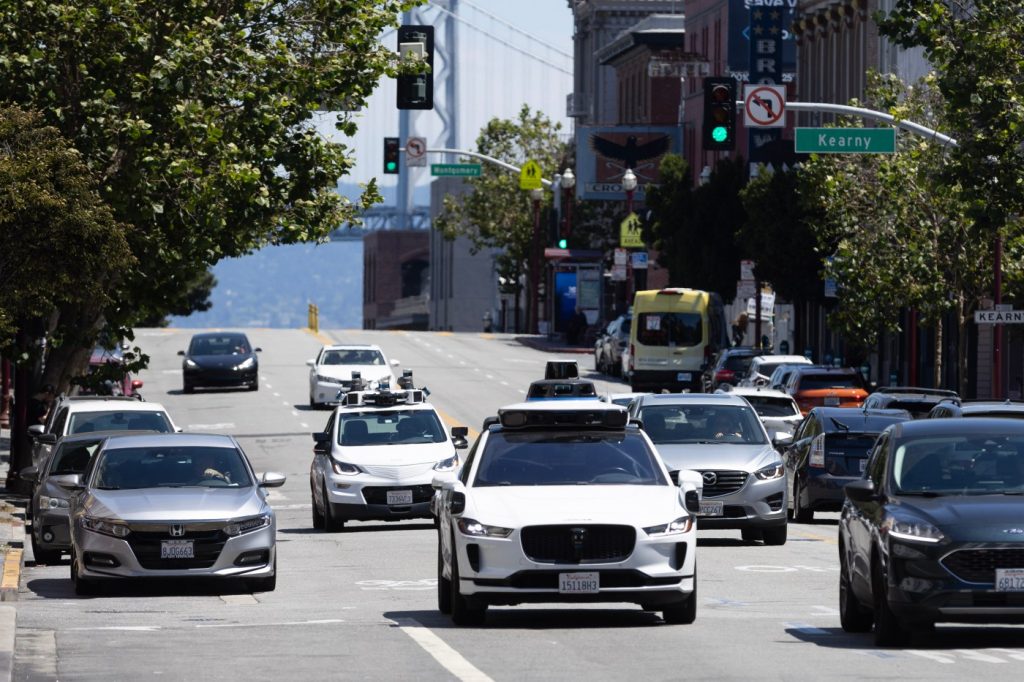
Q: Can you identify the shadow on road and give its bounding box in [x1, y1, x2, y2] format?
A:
[384, 607, 666, 630]
[785, 624, 1024, 652]
[25, 576, 259, 599]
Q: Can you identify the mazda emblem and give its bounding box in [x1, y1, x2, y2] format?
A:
[169, 524, 186, 537]
[702, 471, 718, 486]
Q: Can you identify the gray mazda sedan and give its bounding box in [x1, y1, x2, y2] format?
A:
[59, 433, 285, 595]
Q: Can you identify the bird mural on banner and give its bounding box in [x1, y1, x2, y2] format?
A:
[589, 134, 670, 171]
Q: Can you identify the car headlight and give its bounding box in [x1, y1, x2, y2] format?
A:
[754, 462, 785, 480]
[184, 358, 198, 369]
[316, 374, 341, 384]
[433, 454, 459, 472]
[332, 459, 364, 476]
[885, 518, 945, 544]
[224, 514, 271, 536]
[80, 516, 131, 538]
[457, 518, 513, 538]
[235, 357, 255, 371]
[643, 516, 693, 536]
[38, 496, 70, 511]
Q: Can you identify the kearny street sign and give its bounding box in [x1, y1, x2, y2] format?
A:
[795, 127, 896, 154]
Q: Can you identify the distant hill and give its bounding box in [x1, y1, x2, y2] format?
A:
[169, 241, 363, 329]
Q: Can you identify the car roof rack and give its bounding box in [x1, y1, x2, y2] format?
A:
[497, 403, 629, 430]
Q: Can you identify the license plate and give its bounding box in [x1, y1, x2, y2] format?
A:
[859, 458, 867, 474]
[387, 490, 413, 505]
[699, 500, 724, 517]
[160, 540, 194, 559]
[559, 572, 599, 594]
[995, 568, 1024, 592]
[677, 372, 692, 381]
[824, 395, 840, 406]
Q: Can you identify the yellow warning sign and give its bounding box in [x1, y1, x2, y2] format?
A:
[620, 213, 644, 248]
[519, 159, 543, 190]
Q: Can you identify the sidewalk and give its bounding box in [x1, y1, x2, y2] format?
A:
[514, 334, 594, 356]
[0, 426, 25, 682]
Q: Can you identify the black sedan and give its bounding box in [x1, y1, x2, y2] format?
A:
[179, 332, 261, 393]
[839, 418, 1024, 646]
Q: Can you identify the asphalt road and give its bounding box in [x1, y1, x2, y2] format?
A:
[12, 328, 1024, 680]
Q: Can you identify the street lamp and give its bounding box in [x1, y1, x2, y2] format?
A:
[529, 187, 544, 335]
[622, 168, 638, 214]
[560, 168, 575, 249]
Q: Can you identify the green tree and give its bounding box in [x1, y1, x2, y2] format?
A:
[0, 0, 413, 375]
[435, 105, 568, 332]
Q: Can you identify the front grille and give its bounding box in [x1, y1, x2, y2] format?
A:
[361, 484, 434, 505]
[520, 524, 635, 564]
[476, 570, 682, 589]
[361, 463, 434, 480]
[127, 528, 226, 570]
[698, 470, 749, 497]
[941, 548, 1024, 583]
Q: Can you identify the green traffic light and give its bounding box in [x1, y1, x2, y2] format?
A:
[558, 238, 568, 249]
[711, 126, 728, 143]
[386, 161, 397, 171]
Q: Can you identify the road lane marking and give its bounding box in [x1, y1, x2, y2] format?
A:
[220, 594, 259, 605]
[273, 504, 313, 510]
[292, 410, 300, 417]
[434, 406, 479, 440]
[518, 390, 526, 395]
[302, 327, 336, 345]
[300, 422, 309, 428]
[185, 423, 235, 431]
[905, 650, 956, 664]
[357, 579, 436, 591]
[954, 650, 1007, 663]
[394, 618, 493, 682]
[791, 528, 838, 545]
[500, 381, 509, 386]
[485, 375, 494, 380]
[273, 392, 281, 397]
[197, 619, 346, 629]
[811, 605, 840, 616]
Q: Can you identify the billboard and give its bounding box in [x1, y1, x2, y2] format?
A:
[727, 0, 798, 79]
[575, 126, 683, 201]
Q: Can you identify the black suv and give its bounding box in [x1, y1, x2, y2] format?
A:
[861, 387, 960, 419]
[781, 406, 911, 522]
[701, 347, 760, 392]
[928, 399, 1024, 419]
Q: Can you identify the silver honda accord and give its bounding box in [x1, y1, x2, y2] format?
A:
[60, 432, 285, 595]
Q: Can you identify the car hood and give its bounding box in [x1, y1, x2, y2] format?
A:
[896, 495, 1024, 540]
[188, 354, 253, 369]
[340, 440, 455, 467]
[465, 486, 685, 528]
[82, 487, 265, 521]
[651, 442, 780, 472]
[315, 364, 393, 382]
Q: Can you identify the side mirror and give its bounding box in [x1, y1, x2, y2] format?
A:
[844, 478, 877, 503]
[312, 431, 330, 454]
[772, 433, 794, 447]
[306, 359, 315, 367]
[27, 424, 45, 438]
[38, 434, 57, 445]
[254, 347, 262, 353]
[449, 491, 466, 515]
[51, 473, 84, 491]
[451, 426, 469, 450]
[258, 471, 287, 488]
[390, 359, 400, 367]
[131, 379, 144, 389]
[19, 466, 39, 483]
[676, 469, 703, 513]
[177, 350, 185, 356]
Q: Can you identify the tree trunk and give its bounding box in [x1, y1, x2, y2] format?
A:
[958, 297, 969, 398]
[934, 317, 943, 387]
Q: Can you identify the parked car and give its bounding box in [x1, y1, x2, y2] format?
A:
[737, 355, 813, 388]
[701, 347, 760, 393]
[784, 366, 869, 415]
[179, 331, 261, 393]
[767, 363, 823, 392]
[64, 432, 285, 595]
[721, 386, 804, 439]
[594, 314, 631, 376]
[306, 343, 399, 408]
[77, 343, 143, 398]
[927, 399, 1024, 419]
[861, 387, 961, 419]
[839, 418, 1024, 645]
[781, 407, 911, 523]
[628, 392, 788, 545]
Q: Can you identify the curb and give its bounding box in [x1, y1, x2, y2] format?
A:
[0, 604, 13, 682]
[514, 336, 594, 355]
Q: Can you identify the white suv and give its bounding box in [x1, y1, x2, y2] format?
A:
[306, 344, 399, 408]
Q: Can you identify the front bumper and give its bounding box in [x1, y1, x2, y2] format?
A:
[72, 523, 276, 579]
[885, 540, 1024, 624]
[184, 368, 257, 388]
[695, 471, 787, 530]
[326, 473, 435, 522]
[34, 508, 72, 550]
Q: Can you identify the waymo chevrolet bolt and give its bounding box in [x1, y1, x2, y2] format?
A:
[307, 344, 400, 409]
[63, 433, 285, 595]
[434, 401, 701, 626]
[310, 378, 467, 531]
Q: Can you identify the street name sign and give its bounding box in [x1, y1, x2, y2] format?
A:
[795, 128, 896, 154]
[975, 310, 1024, 324]
[431, 163, 481, 177]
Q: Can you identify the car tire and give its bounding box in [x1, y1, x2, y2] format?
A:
[437, 541, 452, 615]
[839, 550, 873, 633]
[449, 535, 486, 626]
[762, 524, 787, 546]
[662, 570, 697, 624]
[322, 483, 345, 532]
[71, 557, 101, 596]
[311, 484, 325, 530]
[741, 528, 762, 543]
[31, 532, 62, 565]
[793, 479, 813, 524]
[248, 558, 277, 593]
[249, 379, 259, 391]
[872, 559, 909, 647]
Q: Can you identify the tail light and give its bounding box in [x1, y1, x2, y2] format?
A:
[715, 369, 734, 383]
[809, 434, 825, 468]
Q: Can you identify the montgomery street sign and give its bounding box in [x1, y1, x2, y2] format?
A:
[431, 163, 481, 177]
[795, 127, 897, 154]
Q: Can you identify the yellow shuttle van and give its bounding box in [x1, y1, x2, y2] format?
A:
[627, 288, 729, 393]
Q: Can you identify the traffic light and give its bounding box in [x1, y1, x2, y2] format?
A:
[397, 25, 434, 110]
[383, 137, 400, 174]
[702, 77, 737, 151]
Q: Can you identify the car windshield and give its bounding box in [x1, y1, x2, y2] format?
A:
[190, 335, 250, 355]
[69, 411, 173, 435]
[639, 404, 768, 445]
[322, 349, 385, 365]
[798, 374, 864, 390]
[48, 439, 103, 475]
[744, 396, 800, 418]
[636, 312, 702, 347]
[754, 362, 787, 377]
[336, 409, 446, 446]
[474, 431, 665, 486]
[92, 446, 253, 489]
[893, 435, 1024, 495]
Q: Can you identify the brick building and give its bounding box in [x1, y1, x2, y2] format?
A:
[362, 230, 430, 330]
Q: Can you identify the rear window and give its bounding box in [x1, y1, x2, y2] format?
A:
[724, 355, 754, 372]
[756, 362, 785, 377]
[824, 433, 878, 458]
[68, 410, 173, 435]
[636, 312, 702, 347]
[745, 396, 800, 417]
[888, 400, 938, 419]
[798, 374, 864, 391]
